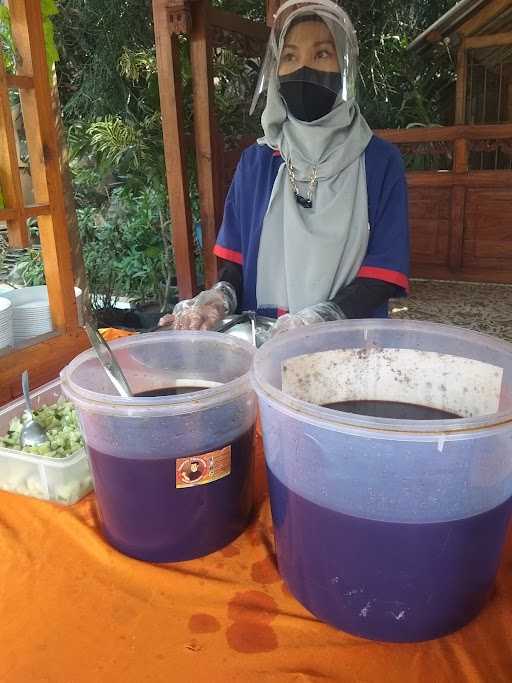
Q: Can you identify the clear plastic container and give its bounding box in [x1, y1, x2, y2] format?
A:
[60, 331, 257, 563]
[252, 320, 512, 642]
[0, 379, 92, 505]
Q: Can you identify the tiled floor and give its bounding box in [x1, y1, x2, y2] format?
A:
[389, 279, 512, 344]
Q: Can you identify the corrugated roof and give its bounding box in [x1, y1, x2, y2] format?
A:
[409, 0, 489, 52]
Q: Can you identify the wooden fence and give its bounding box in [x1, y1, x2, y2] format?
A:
[378, 123, 512, 283]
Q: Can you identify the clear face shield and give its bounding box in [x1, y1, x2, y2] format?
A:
[250, 0, 359, 120]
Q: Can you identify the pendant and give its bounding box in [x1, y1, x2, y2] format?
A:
[294, 192, 313, 209]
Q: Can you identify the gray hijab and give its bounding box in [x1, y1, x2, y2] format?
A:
[256, 5, 373, 313]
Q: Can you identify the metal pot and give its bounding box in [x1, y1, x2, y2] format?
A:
[217, 313, 275, 348]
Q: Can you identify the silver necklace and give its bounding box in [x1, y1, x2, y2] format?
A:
[285, 159, 318, 209]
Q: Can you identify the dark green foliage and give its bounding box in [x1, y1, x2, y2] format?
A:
[342, 0, 458, 128]
[54, 1, 156, 120]
[76, 186, 175, 310]
[7, 249, 45, 287]
[55, 0, 459, 173]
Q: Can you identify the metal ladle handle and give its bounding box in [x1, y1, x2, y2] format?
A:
[85, 323, 133, 398]
[215, 313, 250, 334]
[21, 370, 34, 419]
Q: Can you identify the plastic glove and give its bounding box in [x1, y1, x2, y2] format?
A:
[271, 302, 345, 337]
[158, 282, 237, 331]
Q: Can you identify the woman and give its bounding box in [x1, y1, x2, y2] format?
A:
[160, 0, 409, 334]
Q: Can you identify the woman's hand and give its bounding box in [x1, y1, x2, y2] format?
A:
[158, 283, 237, 331]
[271, 302, 345, 337]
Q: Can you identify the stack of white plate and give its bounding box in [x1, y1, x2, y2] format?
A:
[2, 285, 83, 345]
[0, 297, 13, 350]
[13, 299, 53, 342]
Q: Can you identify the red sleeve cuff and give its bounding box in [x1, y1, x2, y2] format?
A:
[357, 266, 410, 293]
[213, 244, 244, 265]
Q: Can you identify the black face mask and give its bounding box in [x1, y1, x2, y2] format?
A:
[279, 66, 342, 122]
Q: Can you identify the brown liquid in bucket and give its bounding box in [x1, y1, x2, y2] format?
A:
[323, 400, 460, 420]
[135, 386, 208, 397]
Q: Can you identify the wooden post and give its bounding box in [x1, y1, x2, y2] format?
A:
[190, 0, 220, 288]
[0, 59, 28, 247]
[52, 76, 89, 312]
[449, 137, 469, 272]
[455, 42, 468, 125]
[453, 137, 469, 173]
[153, 0, 197, 300]
[9, 0, 79, 331]
[266, 0, 280, 26]
[448, 186, 466, 271]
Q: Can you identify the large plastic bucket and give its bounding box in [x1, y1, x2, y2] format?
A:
[61, 331, 257, 562]
[252, 320, 512, 642]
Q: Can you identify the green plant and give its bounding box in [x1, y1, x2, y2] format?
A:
[78, 206, 119, 310]
[8, 249, 45, 287]
[41, 0, 60, 69]
[0, 230, 8, 275]
[78, 186, 174, 311]
[0, 5, 16, 74]
[342, 0, 457, 128]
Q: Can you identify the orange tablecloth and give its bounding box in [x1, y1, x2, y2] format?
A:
[99, 327, 136, 341]
[2, 433, 512, 683]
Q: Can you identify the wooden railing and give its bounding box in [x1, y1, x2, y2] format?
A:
[377, 123, 512, 175]
[377, 123, 512, 283]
